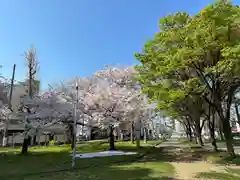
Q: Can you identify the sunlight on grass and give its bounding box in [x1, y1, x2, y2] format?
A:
[205, 151, 240, 165]
[0, 140, 162, 180]
[196, 168, 240, 180]
[114, 162, 175, 178]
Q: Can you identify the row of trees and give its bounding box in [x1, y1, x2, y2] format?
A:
[1, 61, 159, 154]
[135, 0, 240, 157]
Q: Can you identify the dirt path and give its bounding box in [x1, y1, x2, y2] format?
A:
[170, 161, 217, 179]
[157, 140, 228, 179]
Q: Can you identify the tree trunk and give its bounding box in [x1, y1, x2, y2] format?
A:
[21, 137, 30, 155]
[188, 128, 193, 141]
[185, 124, 193, 141]
[194, 132, 198, 144]
[222, 118, 235, 157]
[143, 127, 148, 143]
[195, 124, 204, 146]
[207, 106, 218, 151]
[108, 125, 116, 151]
[136, 130, 140, 148]
[66, 124, 73, 144]
[131, 122, 134, 144]
[2, 120, 9, 147]
[208, 119, 218, 151]
[215, 90, 235, 157]
[135, 120, 141, 149]
[33, 135, 36, 145]
[185, 119, 193, 141]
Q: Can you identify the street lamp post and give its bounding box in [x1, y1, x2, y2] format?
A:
[72, 84, 78, 168]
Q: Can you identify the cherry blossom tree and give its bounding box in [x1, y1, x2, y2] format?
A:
[47, 66, 155, 150]
[17, 92, 74, 154]
[0, 76, 12, 146]
[53, 77, 100, 142]
[93, 66, 154, 147]
[84, 81, 138, 150]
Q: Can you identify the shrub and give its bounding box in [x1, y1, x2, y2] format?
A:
[49, 140, 54, 146]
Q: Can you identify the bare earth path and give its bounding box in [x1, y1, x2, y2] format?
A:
[156, 140, 228, 180]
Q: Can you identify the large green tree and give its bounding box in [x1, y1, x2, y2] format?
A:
[135, 0, 240, 157]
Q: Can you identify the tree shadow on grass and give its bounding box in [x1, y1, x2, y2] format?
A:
[195, 168, 240, 180]
[0, 143, 161, 179]
[139, 145, 240, 166]
[21, 166, 178, 180]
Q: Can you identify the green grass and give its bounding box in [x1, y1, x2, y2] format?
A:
[196, 168, 240, 180]
[204, 151, 240, 165]
[0, 140, 176, 180]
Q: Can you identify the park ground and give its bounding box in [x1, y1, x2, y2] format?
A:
[0, 140, 239, 180]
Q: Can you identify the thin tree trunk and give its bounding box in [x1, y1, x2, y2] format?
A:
[187, 128, 193, 141]
[207, 105, 218, 151]
[185, 119, 193, 141]
[131, 122, 134, 144]
[109, 125, 116, 151]
[2, 121, 8, 147]
[143, 127, 148, 144]
[136, 130, 140, 148]
[208, 117, 218, 151]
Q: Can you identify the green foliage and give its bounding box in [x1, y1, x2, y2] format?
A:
[49, 140, 54, 146]
[135, 0, 240, 122]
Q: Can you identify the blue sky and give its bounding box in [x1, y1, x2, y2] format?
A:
[0, 0, 239, 90]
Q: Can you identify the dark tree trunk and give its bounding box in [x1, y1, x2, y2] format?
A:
[131, 122, 135, 144]
[109, 125, 116, 151]
[185, 118, 193, 141]
[185, 126, 191, 141]
[208, 116, 218, 151]
[195, 123, 204, 146]
[33, 135, 37, 145]
[222, 88, 235, 157]
[187, 128, 193, 141]
[222, 118, 235, 157]
[21, 137, 30, 155]
[66, 124, 73, 145]
[207, 105, 218, 151]
[90, 128, 94, 140]
[215, 89, 235, 157]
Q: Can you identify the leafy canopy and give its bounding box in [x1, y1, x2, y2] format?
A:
[135, 0, 240, 119]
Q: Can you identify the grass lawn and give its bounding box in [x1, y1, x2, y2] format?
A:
[177, 138, 240, 165]
[196, 167, 240, 180]
[0, 140, 176, 180]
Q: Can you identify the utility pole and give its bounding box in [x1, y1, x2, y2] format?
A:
[9, 64, 16, 109]
[3, 64, 16, 147]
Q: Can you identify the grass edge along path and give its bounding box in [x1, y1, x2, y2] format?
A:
[0, 140, 163, 179]
[177, 138, 240, 166]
